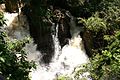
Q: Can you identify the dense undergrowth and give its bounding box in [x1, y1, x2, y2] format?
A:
[0, 0, 120, 80]
[0, 9, 36, 80]
[56, 0, 120, 80]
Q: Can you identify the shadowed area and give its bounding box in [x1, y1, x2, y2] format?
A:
[22, 5, 72, 64]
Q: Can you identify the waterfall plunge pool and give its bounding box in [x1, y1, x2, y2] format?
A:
[4, 11, 91, 80]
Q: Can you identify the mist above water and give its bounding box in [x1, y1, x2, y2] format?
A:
[4, 11, 90, 80]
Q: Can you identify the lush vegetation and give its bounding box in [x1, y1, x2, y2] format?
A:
[0, 0, 120, 80]
[0, 10, 35, 80]
[55, 0, 120, 80]
[0, 11, 6, 26]
[78, 0, 120, 80]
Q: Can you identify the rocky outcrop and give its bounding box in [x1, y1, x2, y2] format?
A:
[82, 29, 107, 57]
[22, 4, 54, 64]
[5, 0, 18, 13]
[82, 30, 93, 57]
[52, 9, 71, 47]
[22, 4, 72, 63]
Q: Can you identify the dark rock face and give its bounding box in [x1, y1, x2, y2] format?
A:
[22, 4, 54, 64]
[82, 30, 93, 57]
[29, 20, 54, 64]
[52, 9, 71, 48]
[82, 30, 107, 57]
[22, 4, 71, 64]
[5, 0, 18, 13]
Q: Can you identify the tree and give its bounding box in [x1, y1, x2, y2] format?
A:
[0, 11, 36, 80]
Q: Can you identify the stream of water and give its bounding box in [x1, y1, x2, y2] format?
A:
[4, 12, 90, 80]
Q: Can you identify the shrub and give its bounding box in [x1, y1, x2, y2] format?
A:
[73, 31, 120, 80]
[79, 13, 107, 33]
[0, 2, 36, 80]
[0, 31, 36, 80]
[0, 11, 6, 26]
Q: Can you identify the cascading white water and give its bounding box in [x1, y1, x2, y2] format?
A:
[52, 23, 61, 61]
[4, 11, 90, 80]
[29, 23, 61, 80]
[55, 15, 89, 78]
[4, 12, 29, 40]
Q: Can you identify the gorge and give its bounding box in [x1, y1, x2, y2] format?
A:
[3, 4, 90, 80]
[1, 0, 119, 80]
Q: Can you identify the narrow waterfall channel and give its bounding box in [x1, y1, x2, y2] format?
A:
[4, 12, 89, 80]
[52, 23, 61, 61]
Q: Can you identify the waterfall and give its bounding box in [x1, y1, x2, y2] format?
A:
[52, 23, 61, 61]
[4, 12, 29, 40]
[4, 11, 90, 80]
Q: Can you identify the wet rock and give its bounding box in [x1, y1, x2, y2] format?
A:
[22, 4, 54, 64]
[82, 30, 93, 57]
[22, 5, 72, 63]
[5, 0, 18, 13]
[52, 9, 71, 47]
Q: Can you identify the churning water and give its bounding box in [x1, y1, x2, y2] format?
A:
[4, 12, 90, 80]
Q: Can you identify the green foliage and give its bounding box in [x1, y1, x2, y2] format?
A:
[59, 0, 120, 80]
[99, 0, 120, 30]
[67, 0, 86, 7]
[57, 75, 72, 80]
[77, 0, 120, 49]
[0, 11, 6, 26]
[2, 0, 120, 79]
[0, 31, 36, 80]
[73, 31, 120, 80]
[0, 0, 5, 4]
[79, 13, 107, 33]
[77, 1, 120, 79]
[0, 2, 36, 79]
